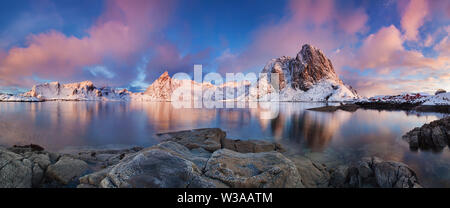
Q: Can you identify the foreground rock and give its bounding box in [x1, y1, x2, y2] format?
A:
[402, 116, 450, 151]
[0, 144, 92, 187]
[0, 148, 33, 188]
[204, 149, 302, 188]
[329, 157, 421, 188]
[46, 156, 88, 185]
[1, 128, 422, 188]
[85, 129, 296, 188]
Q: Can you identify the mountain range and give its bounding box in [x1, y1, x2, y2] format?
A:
[1, 44, 361, 102]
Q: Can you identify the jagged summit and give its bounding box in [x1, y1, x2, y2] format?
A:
[260, 44, 358, 101]
[263, 44, 342, 91]
[144, 71, 175, 100]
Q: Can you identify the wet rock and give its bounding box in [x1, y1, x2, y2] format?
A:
[402, 116, 450, 151]
[99, 148, 215, 188]
[46, 156, 88, 185]
[157, 128, 226, 152]
[72, 146, 143, 168]
[0, 149, 33, 188]
[204, 149, 303, 188]
[221, 138, 284, 153]
[7, 144, 45, 154]
[76, 183, 97, 188]
[329, 157, 421, 188]
[151, 141, 211, 170]
[287, 155, 330, 188]
[23, 152, 51, 187]
[328, 166, 348, 188]
[79, 168, 110, 187]
[32, 165, 44, 187]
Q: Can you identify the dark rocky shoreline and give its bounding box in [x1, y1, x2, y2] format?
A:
[308, 103, 450, 114]
[402, 116, 450, 152]
[1, 128, 422, 188]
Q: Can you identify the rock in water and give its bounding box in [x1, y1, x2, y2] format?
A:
[204, 149, 303, 188]
[329, 157, 421, 188]
[46, 156, 88, 185]
[402, 116, 450, 151]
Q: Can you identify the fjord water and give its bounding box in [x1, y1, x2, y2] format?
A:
[0, 101, 448, 187]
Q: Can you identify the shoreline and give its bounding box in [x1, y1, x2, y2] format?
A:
[0, 128, 423, 188]
[308, 103, 450, 114]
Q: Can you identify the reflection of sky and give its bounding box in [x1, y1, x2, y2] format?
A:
[0, 102, 448, 187]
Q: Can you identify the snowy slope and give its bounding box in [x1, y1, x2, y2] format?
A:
[22, 81, 130, 101]
[0, 94, 40, 102]
[357, 92, 450, 106]
[422, 92, 450, 105]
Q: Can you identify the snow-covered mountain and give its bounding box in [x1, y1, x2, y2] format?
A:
[141, 44, 359, 102]
[21, 81, 130, 101]
[0, 44, 359, 102]
[253, 44, 358, 101]
[0, 93, 40, 102]
[139, 71, 251, 101]
[357, 91, 450, 106]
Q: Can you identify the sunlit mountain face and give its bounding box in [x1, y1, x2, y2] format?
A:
[0, 0, 448, 96]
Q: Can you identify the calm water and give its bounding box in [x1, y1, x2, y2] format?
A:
[0, 101, 449, 187]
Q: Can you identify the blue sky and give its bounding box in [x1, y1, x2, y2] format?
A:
[0, 0, 448, 96]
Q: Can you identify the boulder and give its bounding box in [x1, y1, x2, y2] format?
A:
[157, 128, 226, 152]
[46, 156, 88, 185]
[71, 146, 143, 168]
[221, 138, 284, 153]
[402, 116, 449, 151]
[287, 155, 330, 188]
[23, 152, 51, 187]
[329, 157, 421, 188]
[204, 149, 303, 188]
[152, 141, 211, 170]
[99, 148, 215, 188]
[79, 167, 110, 187]
[0, 149, 33, 188]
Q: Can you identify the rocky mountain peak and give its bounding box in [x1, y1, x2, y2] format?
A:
[262, 44, 344, 91]
[296, 44, 341, 89]
[144, 71, 174, 100]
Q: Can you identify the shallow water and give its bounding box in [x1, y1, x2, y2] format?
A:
[0, 101, 448, 187]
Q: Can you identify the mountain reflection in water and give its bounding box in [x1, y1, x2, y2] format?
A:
[0, 101, 448, 187]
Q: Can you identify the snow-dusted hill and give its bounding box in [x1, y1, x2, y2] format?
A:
[0, 93, 40, 102]
[356, 91, 450, 106]
[21, 81, 130, 101]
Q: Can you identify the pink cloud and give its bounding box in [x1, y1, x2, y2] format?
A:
[400, 0, 429, 41]
[218, 0, 368, 74]
[144, 41, 213, 80]
[0, 0, 175, 87]
[348, 25, 448, 73]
